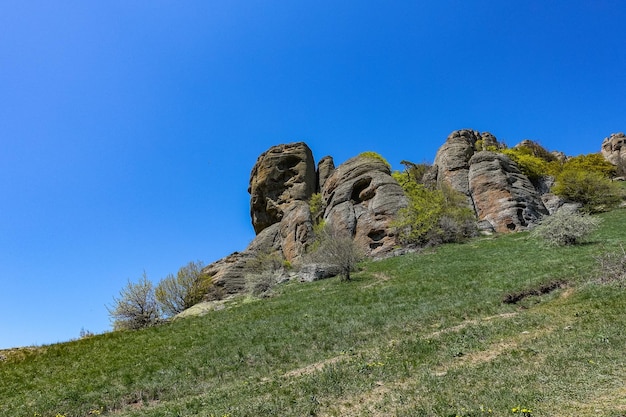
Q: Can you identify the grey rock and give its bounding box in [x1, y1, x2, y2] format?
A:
[317, 156, 335, 191]
[480, 132, 499, 150]
[601, 132, 626, 165]
[432, 129, 481, 197]
[249, 142, 316, 234]
[321, 154, 407, 256]
[279, 201, 314, 262]
[298, 263, 343, 282]
[468, 151, 548, 233]
[203, 223, 282, 297]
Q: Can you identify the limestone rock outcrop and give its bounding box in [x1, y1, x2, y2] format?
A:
[601, 132, 626, 165]
[205, 143, 407, 297]
[249, 142, 316, 234]
[321, 155, 408, 256]
[468, 151, 548, 232]
[432, 129, 480, 198]
[317, 156, 335, 191]
[430, 129, 549, 232]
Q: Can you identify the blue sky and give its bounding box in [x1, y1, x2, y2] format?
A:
[1, 1, 625, 349]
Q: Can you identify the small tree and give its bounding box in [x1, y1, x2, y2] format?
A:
[107, 273, 161, 330]
[155, 261, 211, 317]
[552, 169, 622, 213]
[530, 210, 601, 246]
[307, 224, 364, 281]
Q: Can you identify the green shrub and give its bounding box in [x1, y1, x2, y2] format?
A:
[398, 160, 431, 184]
[552, 169, 622, 213]
[501, 149, 553, 181]
[530, 210, 601, 246]
[155, 261, 212, 317]
[107, 273, 161, 330]
[359, 151, 391, 169]
[391, 175, 476, 246]
[309, 193, 326, 224]
[562, 153, 616, 178]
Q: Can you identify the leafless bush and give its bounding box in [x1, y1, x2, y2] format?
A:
[107, 273, 161, 330]
[596, 245, 626, 285]
[245, 271, 282, 297]
[155, 261, 211, 317]
[530, 210, 601, 246]
[306, 224, 364, 281]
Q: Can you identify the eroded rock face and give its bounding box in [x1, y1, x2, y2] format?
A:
[321, 155, 407, 256]
[279, 201, 314, 262]
[430, 129, 550, 232]
[601, 132, 626, 165]
[249, 142, 316, 234]
[203, 223, 282, 297]
[432, 129, 481, 197]
[468, 151, 548, 232]
[205, 146, 408, 298]
[317, 156, 335, 191]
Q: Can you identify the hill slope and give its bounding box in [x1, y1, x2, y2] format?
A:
[2, 210, 626, 416]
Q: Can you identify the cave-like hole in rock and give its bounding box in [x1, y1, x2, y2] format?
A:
[506, 222, 516, 230]
[370, 242, 384, 249]
[351, 177, 372, 203]
[368, 230, 386, 242]
[277, 155, 301, 171]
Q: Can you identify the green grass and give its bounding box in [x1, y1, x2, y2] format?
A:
[2, 210, 626, 416]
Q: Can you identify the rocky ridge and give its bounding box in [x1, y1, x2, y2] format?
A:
[203, 130, 623, 298]
[204, 142, 407, 297]
[428, 129, 550, 232]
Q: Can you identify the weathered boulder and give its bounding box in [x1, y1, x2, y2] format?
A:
[249, 142, 316, 234]
[541, 193, 581, 215]
[279, 201, 314, 262]
[551, 151, 567, 163]
[432, 129, 481, 197]
[321, 155, 407, 256]
[430, 129, 552, 232]
[479, 132, 499, 150]
[298, 263, 343, 282]
[203, 223, 282, 297]
[601, 132, 626, 165]
[468, 151, 548, 232]
[317, 156, 335, 191]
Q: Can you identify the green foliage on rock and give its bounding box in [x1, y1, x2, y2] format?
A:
[531, 210, 602, 246]
[501, 149, 553, 181]
[359, 151, 391, 169]
[155, 261, 212, 317]
[561, 153, 616, 177]
[308, 192, 326, 224]
[392, 171, 476, 246]
[107, 272, 161, 330]
[398, 160, 431, 184]
[499, 142, 560, 181]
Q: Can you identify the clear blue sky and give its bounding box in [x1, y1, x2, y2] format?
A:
[1, 1, 625, 349]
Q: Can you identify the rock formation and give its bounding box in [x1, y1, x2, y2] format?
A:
[321, 155, 407, 255]
[203, 129, 608, 299]
[468, 151, 548, 232]
[249, 142, 316, 234]
[601, 132, 626, 165]
[432, 129, 480, 199]
[430, 129, 550, 232]
[204, 143, 407, 297]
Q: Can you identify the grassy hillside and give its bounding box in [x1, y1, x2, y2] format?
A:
[2, 210, 626, 417]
